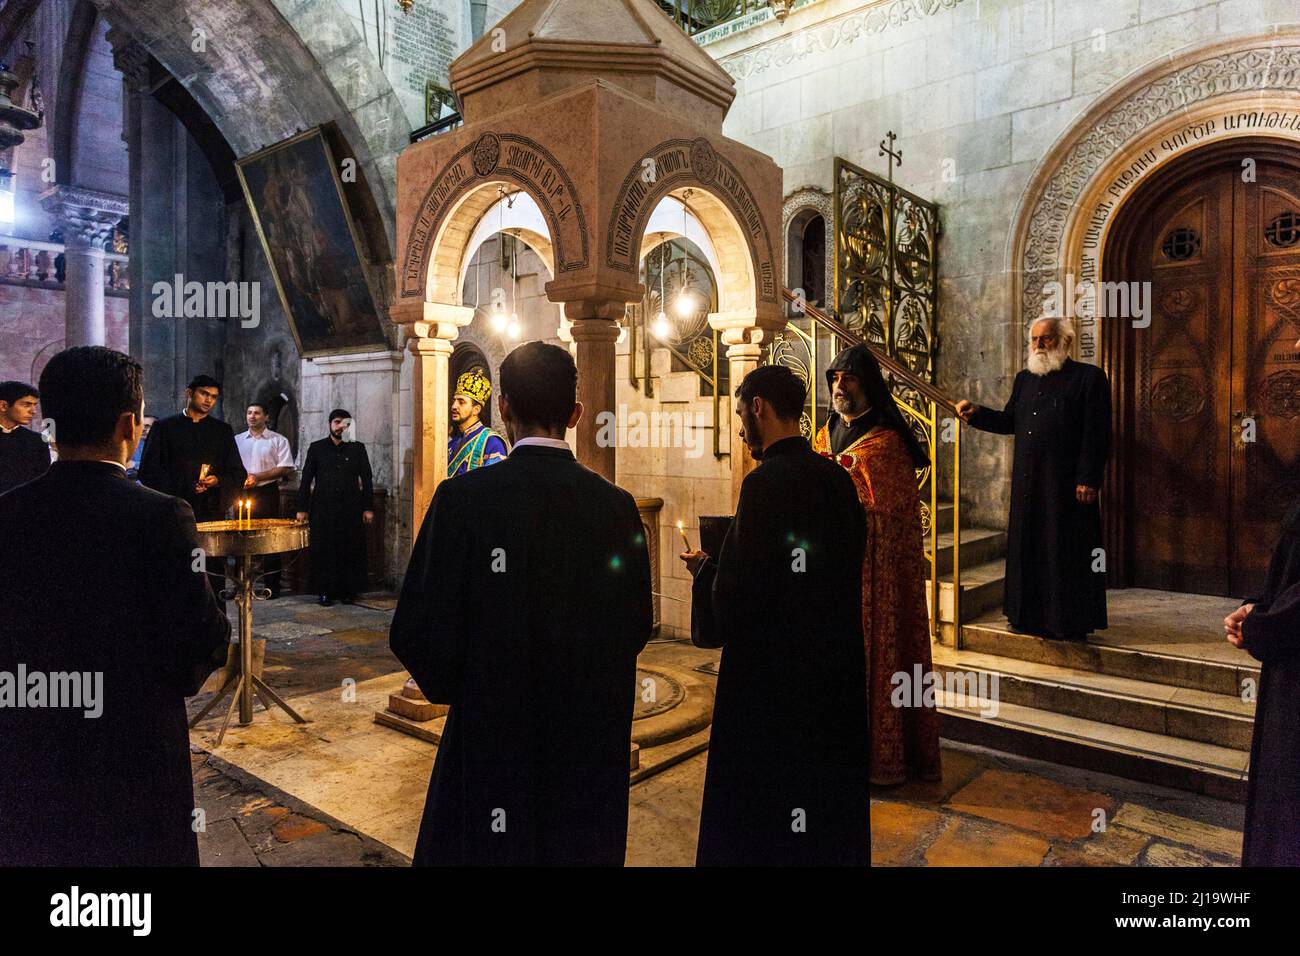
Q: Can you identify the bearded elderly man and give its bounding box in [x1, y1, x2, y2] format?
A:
[956, 318, 1111, 642]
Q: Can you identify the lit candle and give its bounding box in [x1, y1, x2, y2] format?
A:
[677, 520, 692, 552]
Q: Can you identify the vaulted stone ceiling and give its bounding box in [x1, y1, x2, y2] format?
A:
[89, 0, 406, 255]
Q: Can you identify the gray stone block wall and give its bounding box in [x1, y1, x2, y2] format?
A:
[706, 0, 1298, 528]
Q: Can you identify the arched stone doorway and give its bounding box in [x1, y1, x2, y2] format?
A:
[1102, 137, 1300, 597]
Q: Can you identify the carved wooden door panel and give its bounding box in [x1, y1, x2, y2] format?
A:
[1129, 170, 1234, 594]
[1232, 164, 1300, 596]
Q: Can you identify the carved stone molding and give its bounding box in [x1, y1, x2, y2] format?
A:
[1016, 40, 1300, 335]
[716, 0, 966, 81]
[39, 185, 129, 252]
[105, 26, 150, 89]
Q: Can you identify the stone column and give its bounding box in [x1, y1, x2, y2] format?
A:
[392, 301, 474, 532]
[723, 331, 764, 506]
[567, 307, 624, 481]
[710, 309, 780, 509]
[107, 31, 151, 362]
[39, 185, 128, 348]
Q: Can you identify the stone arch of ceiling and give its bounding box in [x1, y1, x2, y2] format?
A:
[52, 0, 98, 187]
[1009, 31, 1300, 377]
[87, 0, 406, 260]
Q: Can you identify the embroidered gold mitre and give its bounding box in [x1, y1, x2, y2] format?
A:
[454, 370, 492, 406]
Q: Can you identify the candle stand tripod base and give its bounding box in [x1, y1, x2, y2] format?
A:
[188, 519, 311, 745]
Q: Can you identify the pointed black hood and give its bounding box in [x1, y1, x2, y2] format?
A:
[825, 344, 929, 468]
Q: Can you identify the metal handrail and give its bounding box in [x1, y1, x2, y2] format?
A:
[410, 112, 464, 144]
[782, 289, 959, 414]
[777, 286, 963, 644]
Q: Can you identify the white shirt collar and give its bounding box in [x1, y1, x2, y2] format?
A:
[510, 436, 571, 452]
[97, 460, 128, 473]
[0, 422, 20, 434]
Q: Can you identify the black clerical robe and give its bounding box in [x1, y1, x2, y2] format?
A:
[0, 424, 51, 495]
[691, 436, 870, 866]
[1241, 497, 1300, 866]
[390, 444, 652, 865]
[139, 411, 246, 522]
[0, 461, 229, 866]
[298, 437, 373, 599]
[968, 359, 1110, 638]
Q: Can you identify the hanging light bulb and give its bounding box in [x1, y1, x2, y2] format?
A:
[674, 289, 698, 319]
[490, 301, 507, 333]
[652, 311, 671, 339]
[507, 317, 520, 339]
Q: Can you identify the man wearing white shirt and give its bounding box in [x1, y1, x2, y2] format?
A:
[234, 403, 295, 596]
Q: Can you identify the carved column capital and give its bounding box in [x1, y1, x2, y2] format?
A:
[39, 185, 128, 252]
[106, 27, 151, 90]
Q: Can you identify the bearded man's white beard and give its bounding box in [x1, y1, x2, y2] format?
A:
[1027, 347, 1068, 376]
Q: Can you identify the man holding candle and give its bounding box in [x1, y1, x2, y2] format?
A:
[680, 364, 870, 865]
[139, 374, 246, 524]
[235, 403, 295, 597]
[296, 409, 374, 606]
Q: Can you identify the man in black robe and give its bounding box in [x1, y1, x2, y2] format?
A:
[0, 380, 51, 495]
[1227, 374, 1300, 865]
[139, 374, 246, 523]
[296, 409, 374, 606]
[390, 342, 652, 866]
[681, 365, 869, 866]
[0, 347, 229, 866]
[957, 317, 1110, 641]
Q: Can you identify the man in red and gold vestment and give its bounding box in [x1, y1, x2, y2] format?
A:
[813, 344, 942, 786]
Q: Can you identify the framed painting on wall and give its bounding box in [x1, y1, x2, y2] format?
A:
[235, 127, 387, 357]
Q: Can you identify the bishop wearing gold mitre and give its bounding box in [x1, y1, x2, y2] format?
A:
[447, 369, 507, 477]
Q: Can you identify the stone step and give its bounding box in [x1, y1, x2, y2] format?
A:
[957, 618, 1260, 697]
[922, 527, 1006, 573]
[938, 692, 1248, 803]
[927, 558, 1005, 623]
[931, 645, 1255, 752]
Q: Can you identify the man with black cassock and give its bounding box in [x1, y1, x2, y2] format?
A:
[0, 346, 229, 866]
[680, 364, 870, 866]
[957, 317, 1110, 641]
[296, 409, 374, 606]
[139, 373, 246, 523]
[1226, 330, 1300, 866]
[0, 380, 51, 495]
[390, 342, 652, 866]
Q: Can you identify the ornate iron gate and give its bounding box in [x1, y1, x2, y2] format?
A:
[834, 156, 940, 391]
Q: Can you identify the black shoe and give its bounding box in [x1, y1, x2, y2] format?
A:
[319, 595, 334, 607]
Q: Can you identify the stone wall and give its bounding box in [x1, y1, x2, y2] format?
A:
[0, 284, 128, 388]
[614, 345, 733, 640]
[703, 0, 1300, 528]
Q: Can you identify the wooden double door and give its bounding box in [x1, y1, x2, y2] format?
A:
[1107, 141, 1300, 597]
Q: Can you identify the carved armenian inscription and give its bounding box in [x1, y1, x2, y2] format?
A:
[607, 138, 777, 302]
[401, 132, 589, 298]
